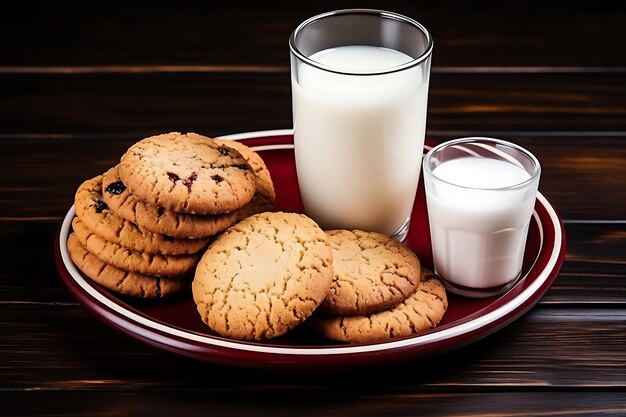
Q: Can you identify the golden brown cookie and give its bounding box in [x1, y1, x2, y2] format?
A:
[74, 174, 209, 254]
[101, 165, 239, 239]
[72, 217, 199, 277]
[118, 132, 256, 214]
[214, 139, 276, 221]
[311, 268, 447, 344]
[321, 230, 420, 315]
[192, 212, 333, 341]
[67, 233, 189, 298]
[236, 192, 276, 223]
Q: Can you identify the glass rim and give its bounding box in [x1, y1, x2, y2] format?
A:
[289, 8, 434, 76]
[423, 137, 542, 191]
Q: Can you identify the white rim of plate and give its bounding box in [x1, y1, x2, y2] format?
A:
[59, 129, 562, 356]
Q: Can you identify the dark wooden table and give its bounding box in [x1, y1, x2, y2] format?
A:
[2, 2, 626, 415]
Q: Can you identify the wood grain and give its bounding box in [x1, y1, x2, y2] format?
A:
[2, 73, 625, 134]
[2, 391, 626, 417]
[1, 304, 626, 390]
[3, 1, 625, 67]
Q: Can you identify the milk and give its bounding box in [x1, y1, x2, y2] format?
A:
[425, 157, 537, 290]
[292, 45, 430, 235]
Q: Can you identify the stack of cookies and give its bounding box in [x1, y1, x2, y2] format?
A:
[192, 217, 448, 344]
[68, 132, 276, 298]
[309, 230, 448, 344]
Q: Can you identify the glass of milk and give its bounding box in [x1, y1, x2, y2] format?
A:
[423, 137, 541, 298]
[289, 9, 433, 241]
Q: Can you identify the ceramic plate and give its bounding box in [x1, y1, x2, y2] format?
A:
[55, 129, 566, 370]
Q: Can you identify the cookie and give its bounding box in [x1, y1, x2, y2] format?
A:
[214, 139, 276, 221]
[321, 230, 420, 315]
[192, 212, 333, 341]
[311, 268, 448, 344]
[72, 217, 199, 277]
[102, 165, 239, 239]
[75, 174, 209, 254]
[67, 234, 189, 298]
[118, 132, 256, 214]
[236, 191, 276, 223]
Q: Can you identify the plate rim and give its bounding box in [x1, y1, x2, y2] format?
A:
[57, 129, 565, 357]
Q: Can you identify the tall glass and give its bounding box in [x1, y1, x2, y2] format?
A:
[289, 9, 433, 240]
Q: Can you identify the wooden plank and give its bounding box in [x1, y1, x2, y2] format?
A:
[0, 222, 75, 303]
[0, 73, 292, 135]
[544, 223, 626, 304]
[1, 304, 626, 390]
[1, 391, 626, 416]
[1, 73, 625, 135]
[2, 1, 626, 68]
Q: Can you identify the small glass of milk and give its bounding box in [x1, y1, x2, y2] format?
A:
[289, 9, 433, 241]
[423, 137, 541, 298]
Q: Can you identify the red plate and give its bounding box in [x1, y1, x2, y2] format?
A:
[55, 129, 566, 370]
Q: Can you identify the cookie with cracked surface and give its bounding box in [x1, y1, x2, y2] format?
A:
[192, 212, 333, 341]
[118, 132, 256, 214]
[67, 233, 189, 298]
[320, 229, 420, 315]
[102, 165, 239, 239]
[213, 139, 276, 221]
[75, 174, 209, 254]
[310, 268, 448, 344]
[72, 217, 199, 277]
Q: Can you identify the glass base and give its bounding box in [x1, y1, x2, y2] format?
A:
[392, 216, 411, 243]
[437, 272, 521, 299]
